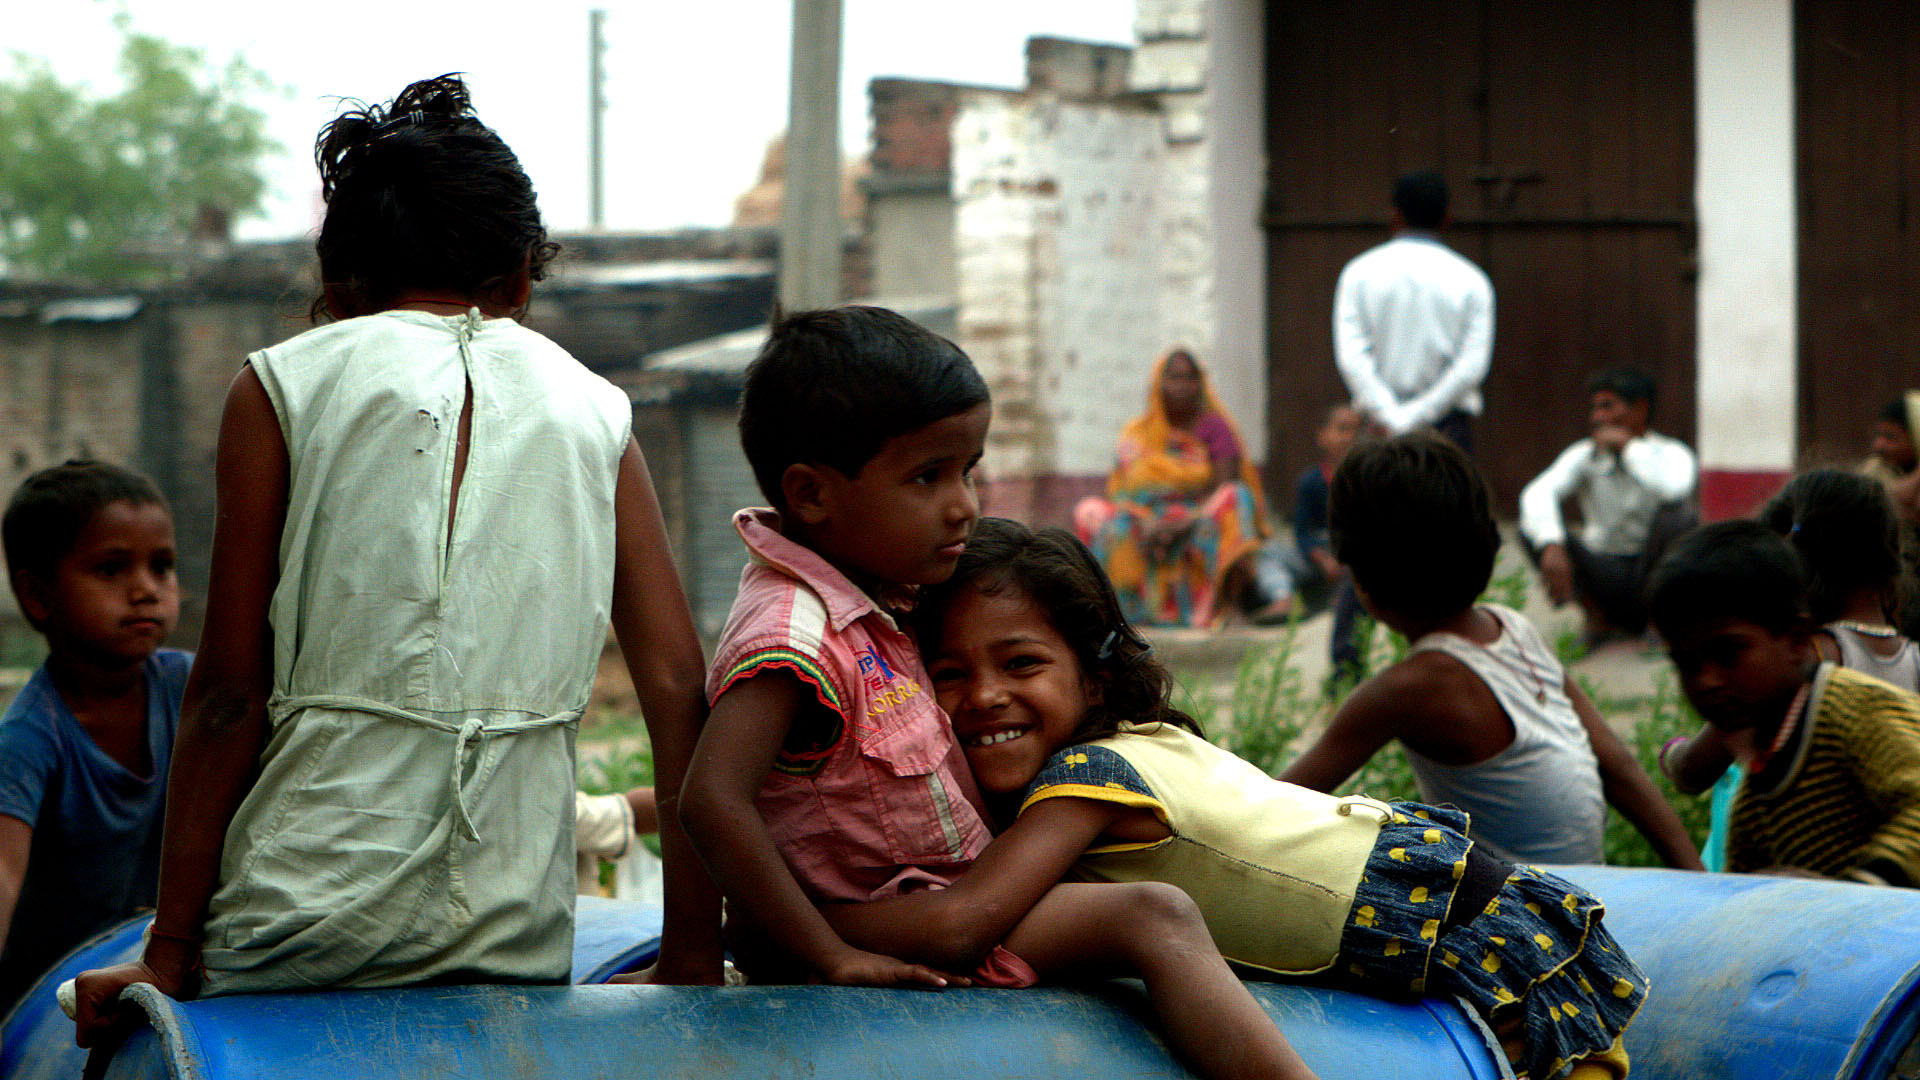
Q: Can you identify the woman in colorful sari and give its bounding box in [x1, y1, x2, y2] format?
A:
[1073, 348, 1271, 627]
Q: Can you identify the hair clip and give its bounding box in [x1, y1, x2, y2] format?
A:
[407, 109, 425, 126]
[1096, 629, 1152, 662]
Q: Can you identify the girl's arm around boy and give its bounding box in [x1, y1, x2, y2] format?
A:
[680, 671, 960, 987]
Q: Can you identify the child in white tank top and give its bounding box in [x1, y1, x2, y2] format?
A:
[1279, 432, 1703, 871]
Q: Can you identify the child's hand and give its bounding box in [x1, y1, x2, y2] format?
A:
[817, 947, 968, 989]
[71, 954, 195, 1048]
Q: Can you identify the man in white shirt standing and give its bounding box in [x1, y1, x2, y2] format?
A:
[1333, 169, 1494, 454]
[1520, 367, 1699, 647]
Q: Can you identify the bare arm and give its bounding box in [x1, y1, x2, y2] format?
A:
[1278, 672, 1408, 792]
[829, 798, 1317, 1080]
[678, 671, 952, 987]
[1570, 677, 1704, 870]
[823, 795, 1123, 970]
[0, 815, 28, 959]
[1660, 725, 1736, 795]
[608, 438, 723, 984]
[75, 366, 285, 1047]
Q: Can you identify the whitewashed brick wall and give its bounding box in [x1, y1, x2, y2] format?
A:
[952, 0, 1267, 505]
[954, 94, 1169, 482]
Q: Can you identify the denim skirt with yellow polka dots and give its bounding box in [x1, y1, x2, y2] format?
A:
[1332, 803, 1648, 1080]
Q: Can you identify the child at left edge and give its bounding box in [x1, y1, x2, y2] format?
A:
[906, 516, 1646, 1080]
[0, 463, 187, 1014]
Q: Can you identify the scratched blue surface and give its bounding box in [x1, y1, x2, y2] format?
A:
[2, 896, 1506, 1080]
[12, 869, 1917, 1080]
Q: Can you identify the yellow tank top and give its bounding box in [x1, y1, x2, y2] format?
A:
[1020, 722, 1388, 974]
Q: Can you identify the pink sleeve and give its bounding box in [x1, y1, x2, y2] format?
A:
[1194, 413, 1243, 464]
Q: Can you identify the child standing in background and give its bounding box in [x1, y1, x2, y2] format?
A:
[74, 74, 718, 1047]
[680, 306, 1312, 1080]
[912, 516, 1647, 1080]
[1248, 403, 1361, 626]
[0, 463, 187, 1012]
[1281, 432, 1701, 871]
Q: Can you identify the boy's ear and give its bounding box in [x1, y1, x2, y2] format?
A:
[782, 463, 833, 526]
[10, 570, 49, 628]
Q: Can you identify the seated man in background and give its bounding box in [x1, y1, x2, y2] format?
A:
[1520, 367, 1697, 648]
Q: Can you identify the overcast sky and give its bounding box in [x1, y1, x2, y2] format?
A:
[16, 1, 1135, 241]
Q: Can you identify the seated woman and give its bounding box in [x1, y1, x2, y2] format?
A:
[1073, 348, 1270, 627]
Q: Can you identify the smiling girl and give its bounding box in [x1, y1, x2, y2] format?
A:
[909, 517, 1649, 1080]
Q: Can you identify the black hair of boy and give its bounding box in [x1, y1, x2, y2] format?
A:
[1392, 169, 1449, 230]
[1587, 367, 1658, 411]
[916, 517, 1202, 745]
[738, 305, 990, 513]
[1329, 430, 1499, 622]
[312, 73, 558, 320]
[1760, 469, 1906, 625]
[1882, 398, 1910, 429]
[3, 461, 168, 627]
[1646, 520, 1807, 641]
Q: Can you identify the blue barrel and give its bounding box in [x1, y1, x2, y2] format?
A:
[4, 899, 1509, 1080]
[1556, 865, 1920, 1080]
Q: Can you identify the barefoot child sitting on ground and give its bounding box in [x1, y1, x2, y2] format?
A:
[0, 463, 188, 1013]
[1279, 431, 1702, 870]
[882, 515, 1648, 1080]
[679, 305, 1312, 1080]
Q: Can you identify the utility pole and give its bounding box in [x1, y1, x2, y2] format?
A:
[588, 9, 606, 230]
[780, 0, 843, 310]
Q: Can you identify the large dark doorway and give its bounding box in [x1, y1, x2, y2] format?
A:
[1263, 0, 1697, 507]
[1797, 0, 1920, 467]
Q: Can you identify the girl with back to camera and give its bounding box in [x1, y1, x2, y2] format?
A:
[904, 517, 1647, 1080]
[73, 75, 720, 1044]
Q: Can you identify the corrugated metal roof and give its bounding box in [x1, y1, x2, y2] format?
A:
[40, 296, 142, 323]
[642, 295, 957, 377]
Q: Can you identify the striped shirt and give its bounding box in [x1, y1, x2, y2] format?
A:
[707, 508, 992, 902]
[1730, 665, 1920, 885]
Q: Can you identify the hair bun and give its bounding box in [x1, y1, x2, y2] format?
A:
[314, 74, 475, 200]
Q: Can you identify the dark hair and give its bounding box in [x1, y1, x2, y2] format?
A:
[4, 460, 168, 589]
[311, 74, 558, 320]
[914, 517, 1203, 745]
[1393, 169, 1449, 230]
[1760, 469, 1906, 624]
[1588, 367, 1658, 409]
[738, 305, 990, 512]
[1330, 430, 1499, 621]
[1881, 398, 1911, 429]
[1647, 520, 1807, 638]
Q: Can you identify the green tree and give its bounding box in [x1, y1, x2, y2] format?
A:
[0, 23, 278, 282]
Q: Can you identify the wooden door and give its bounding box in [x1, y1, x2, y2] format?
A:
[1797, 0, 1920, 466]
[1264, 0, 1697, 508]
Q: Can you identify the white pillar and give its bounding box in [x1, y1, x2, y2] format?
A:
[1204, 0, 1267, 459]
[1694, 0, 1796, 511]
[781, 0, 843, 311]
